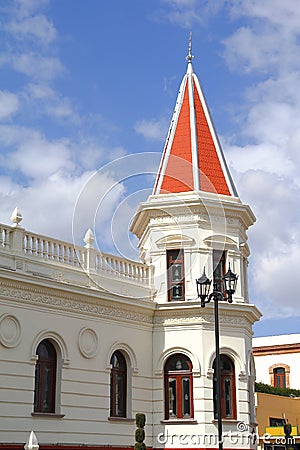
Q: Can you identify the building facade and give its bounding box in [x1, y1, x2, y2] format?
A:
[0, 45, 261, 449]
[253, 334, 300, 390]
[253, 334, 300, 450]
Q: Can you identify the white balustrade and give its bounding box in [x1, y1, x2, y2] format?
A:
[23, 232, 82, 267]
[0, 223, 151, 286]
[93, 252, 149, 284]
[0, 226, 11, 248]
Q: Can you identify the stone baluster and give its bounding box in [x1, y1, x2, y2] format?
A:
[83, 228, 96, 275]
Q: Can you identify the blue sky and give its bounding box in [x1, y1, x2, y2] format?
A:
[1, 0, 300, 337]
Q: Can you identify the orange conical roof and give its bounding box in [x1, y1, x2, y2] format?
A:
[153, 38, 237, 197]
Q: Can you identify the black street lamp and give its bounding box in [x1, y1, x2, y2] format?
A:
[196, 265, 238, 450]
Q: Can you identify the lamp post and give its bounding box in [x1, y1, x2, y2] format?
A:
[196, 266, 238, 450]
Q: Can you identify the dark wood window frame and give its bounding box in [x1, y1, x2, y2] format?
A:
[34, 339, 57, 414]
[164, 354, 193, 420]
[213, 249, 226, 294]
[110, 350, 127, 418]
[167, 249, 185, 302]
[213, 355, 236, 420]
[273, 367, 286, 388]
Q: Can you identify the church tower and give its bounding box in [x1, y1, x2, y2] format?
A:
[131, 37, 261, 449]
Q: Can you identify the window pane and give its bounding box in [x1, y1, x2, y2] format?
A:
[172, 284, 183, 299]
[168, 378, 177, 417]
[110, 353, 119, 367]
[172, 264, 182, 281]
[224, 378, 232, 417]
[116, 374, 124, 416]
[34, 365, 40, 412]
[275, 373, 286, 388]
[42, 364, 53, 413]
[213, 377, 218, 418]
[182, 377, 190, 416]
[166, 355, 190, 371]
[213, 250, 225, 293]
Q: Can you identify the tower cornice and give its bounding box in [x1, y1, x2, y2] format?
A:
[130, 191, 256, 240]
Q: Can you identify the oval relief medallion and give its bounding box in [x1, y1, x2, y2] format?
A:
[78, 327, 99, 358]
[0, 314, 21, 348]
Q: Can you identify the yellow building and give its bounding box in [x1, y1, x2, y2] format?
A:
[256, 392, 300, 450]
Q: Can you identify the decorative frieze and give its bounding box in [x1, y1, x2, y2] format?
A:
[0, 282, 153, 325]
[154, 308, 251, 327]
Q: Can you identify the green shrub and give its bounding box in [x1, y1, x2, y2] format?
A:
[255, 382, 300, 397]
[134, 443, 146, 450]
[136, 413, 146, 428]
[135, 429, 145, 443]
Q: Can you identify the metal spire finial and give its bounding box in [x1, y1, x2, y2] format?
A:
[186, 31, 194, 62]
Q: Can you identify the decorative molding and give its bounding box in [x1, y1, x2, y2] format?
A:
[155, 315, 208, 325]
[78, 327, 99, 359]
[106, 341, 138, 374]
[0, 313, 21, 348]
[154, 310, 249, 327]
[31, 329, 70, 366]
[203, 234, 237, 249]
[239, 371, 248, 381]
[155, 346, 201, 375]
[207, 368, 214, 379]
[156, 234, 195, 249]
[0, 281, 153, 325]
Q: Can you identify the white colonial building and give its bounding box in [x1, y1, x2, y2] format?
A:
[0, 44, 261, 450]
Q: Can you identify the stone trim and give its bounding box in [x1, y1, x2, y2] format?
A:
[253, 343, 300, 356]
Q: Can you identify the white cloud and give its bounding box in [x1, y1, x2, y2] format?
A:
[6, 14, 56, 45]
[158, 0, 223, 27]
[0, 91, 19, 120]
[11, 53, 64, 80]
[0, 1, 63, 83]
[224, 1, 300, 74]
[8, 138, 74, 179]
[221, 0, 300, 319]
[14, 0, 50, 16]
[135, 118, 168, 141]
[230, 0, 300, 33]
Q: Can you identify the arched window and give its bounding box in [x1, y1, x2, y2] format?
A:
[213, 355, 236, 419]
[34, 339, 57, 413]
[164, 354, 193, 420]
[110, 351, 127, 417]
[274, 367, 286, 388]
[269, 364, 290, 388]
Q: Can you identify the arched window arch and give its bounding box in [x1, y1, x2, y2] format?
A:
[34, 339, 57, 413]
[164, 353, 193, 420]
[110, 350, 127, 417]
[213, 355, 236, 419]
